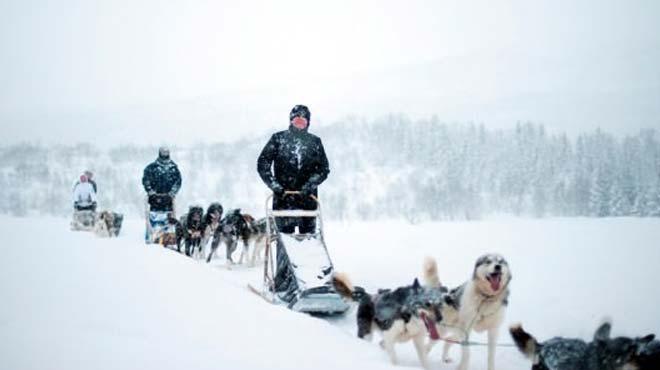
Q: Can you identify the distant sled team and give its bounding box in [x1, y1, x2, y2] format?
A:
[70, 171, 124, 237]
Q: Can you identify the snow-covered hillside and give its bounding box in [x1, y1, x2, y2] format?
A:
[1, 216, 659, 370]
[3, 125, 660, 220]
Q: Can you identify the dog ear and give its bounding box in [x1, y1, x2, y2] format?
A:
[412, 278, 421, 291]
[634, 334, 656, 356]
[594, 321, 612, 341]
[639, 334, 655, 344]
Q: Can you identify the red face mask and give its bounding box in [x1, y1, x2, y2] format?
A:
[291, 116, 308, 130]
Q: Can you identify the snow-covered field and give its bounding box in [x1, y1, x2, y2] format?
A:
[1, 216, 659, 370]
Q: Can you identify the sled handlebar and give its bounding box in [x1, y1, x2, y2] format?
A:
[283, 190, 318, 202]
[265, 191, 321, 218]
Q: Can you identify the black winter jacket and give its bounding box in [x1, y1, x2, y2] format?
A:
[142, 158, 182, 196]
[257, 126, 329, 210]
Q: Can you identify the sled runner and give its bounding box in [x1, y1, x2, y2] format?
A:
[145, 194, 177, 246]
[248, 192, 349, 316]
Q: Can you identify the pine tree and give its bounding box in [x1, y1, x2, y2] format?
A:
[608, 180, 628, 217]
[589, 168, 611, 217]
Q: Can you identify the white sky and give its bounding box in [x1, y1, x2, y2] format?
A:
[1, 0, 659, 145]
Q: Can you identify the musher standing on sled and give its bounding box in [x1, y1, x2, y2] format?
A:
[257, 104, 330, 234]
[70, 173, 98, 230]
[73, 174, 97, 212]
[142, 147, 182, 212]
[257, 105, 330, 298]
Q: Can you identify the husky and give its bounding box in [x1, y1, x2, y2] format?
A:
[423, 254, 512, 370]
[93, 211, 124, 237]
[635, 338, 660, 369]
[244, 216, 274, 267]
[201, 202, 223, 247]
[238, 214, 257, 264]
[177, 205, 205, 257]
[206, 209, 250, 264]
[333, 273, 445, 369]
[510, 321, 655, 370]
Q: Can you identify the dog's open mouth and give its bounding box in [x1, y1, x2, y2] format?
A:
[486, 272, 502, 291]
[420, 311, 440, 340]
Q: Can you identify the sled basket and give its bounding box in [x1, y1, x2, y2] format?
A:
[253, 192, 349, 316]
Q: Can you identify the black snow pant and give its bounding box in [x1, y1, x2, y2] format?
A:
[273, 193, 317, 234]
[275, 217, 316, 234]
[74, 203, 96, 212]
[148, 194, 173, 212]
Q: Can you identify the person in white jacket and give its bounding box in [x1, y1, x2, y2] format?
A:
[73, 174, 97, 211]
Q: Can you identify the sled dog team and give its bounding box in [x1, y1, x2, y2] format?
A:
[333, 254, 659, 370]
[168, 202, 271, 266]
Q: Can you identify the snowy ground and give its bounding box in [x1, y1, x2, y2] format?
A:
[1, 216, 659, 370]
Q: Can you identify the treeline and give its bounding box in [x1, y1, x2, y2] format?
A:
[1, 117, 659, 220]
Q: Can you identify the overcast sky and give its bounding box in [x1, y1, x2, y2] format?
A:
[1, 0, 659, 146]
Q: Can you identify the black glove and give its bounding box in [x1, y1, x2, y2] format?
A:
[270, 182, 285, 196]
[301, 182, 316, 198]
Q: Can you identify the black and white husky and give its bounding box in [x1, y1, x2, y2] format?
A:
[510, 321, 656, 370]
[201, 202, 223, 247]
[423, 254, 512, 370]
[207, 209, 250, 264]
[244, 217, 274, 267]
[333, 273, 445, 369]
[177, 205, 205, 257]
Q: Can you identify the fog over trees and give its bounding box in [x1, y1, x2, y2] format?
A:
[2, 117, 659, 221]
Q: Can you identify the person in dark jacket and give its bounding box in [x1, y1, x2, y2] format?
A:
[257, 104, 330, 234]
[142, 147, 182, 212]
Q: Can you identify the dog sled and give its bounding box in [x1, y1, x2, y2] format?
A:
[145, 194, 177, 246]
[70, 209, 96, 231]
[70, 209, 124, 238]
[248, 192, 349, 316]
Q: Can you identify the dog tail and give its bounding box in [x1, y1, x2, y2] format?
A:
[509, 324, 541, 364]
[332, 272, 369, 302]
[423, 256, 441, 287]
